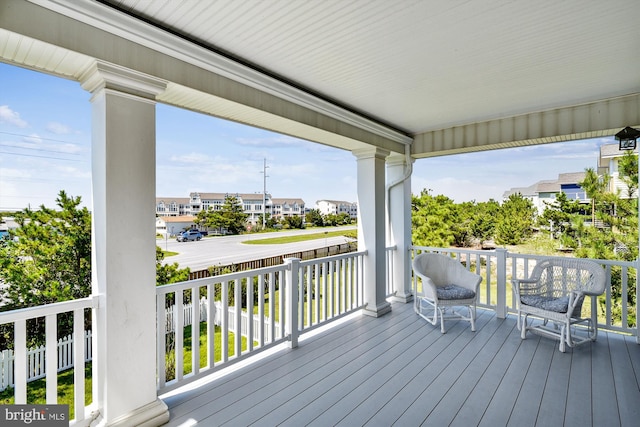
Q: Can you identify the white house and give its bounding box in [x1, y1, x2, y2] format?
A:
[599, 142, 639, 198]
[155, 216, 196, 236]
[155, 198, 191, 217]
[271, 198, 305, 220]
[316, 200, 358, 219]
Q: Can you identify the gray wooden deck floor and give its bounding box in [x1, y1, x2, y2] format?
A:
[161, 301, 640, 426]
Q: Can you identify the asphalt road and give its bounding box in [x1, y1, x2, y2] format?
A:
[158, 226, 357, 271]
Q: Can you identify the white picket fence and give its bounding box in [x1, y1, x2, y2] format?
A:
[0, 330, 92, 391]
[0, 300, 278, 391]
[165, 298, 282, 343]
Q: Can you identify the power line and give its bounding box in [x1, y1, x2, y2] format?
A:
[0, 143, 82, 156]
[0, 151, 84, 162]
[0, 131, 84, 145]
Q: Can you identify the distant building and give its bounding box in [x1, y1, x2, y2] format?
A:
[316, 200, 358, 219]
[156, 192, 306, 226]
[599, 143, 638, 198]
[503, 172, 587, 214]
[270, 198, 305, 220]
[155, 215, 196, 236]
[156, 198, 191, 217]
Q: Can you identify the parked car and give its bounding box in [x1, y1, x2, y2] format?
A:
[176, 230, 202, 242]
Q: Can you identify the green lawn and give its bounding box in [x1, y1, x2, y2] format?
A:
[0, 323, 250, 417]
[242, 230, 353, 245]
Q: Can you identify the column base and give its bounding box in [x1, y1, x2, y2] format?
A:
[362, 301, 392, 318]
[91, 398, 170, 427]
[389, 291, 414, 304]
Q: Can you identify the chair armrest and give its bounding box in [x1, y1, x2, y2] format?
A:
[414, 273, 438, 300]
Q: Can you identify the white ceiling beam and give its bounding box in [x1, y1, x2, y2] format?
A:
[413, 94, 640, 158]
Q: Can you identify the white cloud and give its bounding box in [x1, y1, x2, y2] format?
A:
[23, 133, 42, 144]
[0, 105, 28, 128]
[46, 122, 72, 134]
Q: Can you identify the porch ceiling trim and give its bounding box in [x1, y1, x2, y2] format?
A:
[413, 93, 640, 158]
[8, 0, 411, 153]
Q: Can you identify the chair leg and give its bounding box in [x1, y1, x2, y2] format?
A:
[469, 305, 476, 332]
[440, 308, 446, 333]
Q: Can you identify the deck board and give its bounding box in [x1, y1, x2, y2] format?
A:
[160, 301, 640, 427]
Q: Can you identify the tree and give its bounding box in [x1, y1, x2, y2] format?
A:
[495, 193, 536, 245]
[579, 167, 610, 225]
[0, 191, 92, 348]
[618, 150, 638, 198]
[156, 246, 190, 285]
[305, 209, 324, 227]
[196, 195, 248, 234]
[412, 190, 458, 247]
[0, 191, 92, 310]
[282, 215, 305, 229]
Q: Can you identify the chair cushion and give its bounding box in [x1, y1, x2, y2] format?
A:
[437, 284, 476, 300]
[520, 295, 569, 313]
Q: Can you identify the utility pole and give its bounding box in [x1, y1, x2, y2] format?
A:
[261, 158, 269, 229]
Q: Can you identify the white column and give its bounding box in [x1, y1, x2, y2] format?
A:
[80, 62, 169, 426]
[354, 147, 391, 317]
[387, 153, 413, 303]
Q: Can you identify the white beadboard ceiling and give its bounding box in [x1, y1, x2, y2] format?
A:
[98, 0, 640, 135]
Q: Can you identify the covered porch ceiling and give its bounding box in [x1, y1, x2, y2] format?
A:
[1, 0, 639, 157]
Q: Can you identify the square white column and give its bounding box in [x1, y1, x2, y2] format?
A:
[354, 147, 391, 317]
[81, 62, 169, 426]
[387, 152, 414, 302]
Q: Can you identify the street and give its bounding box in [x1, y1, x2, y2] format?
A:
[158, 226, 357, 271]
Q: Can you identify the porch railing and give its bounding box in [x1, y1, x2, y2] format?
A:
[410, 245, 638, 337]
[0, 296, 99, 425]
[155, 250, 367, 393]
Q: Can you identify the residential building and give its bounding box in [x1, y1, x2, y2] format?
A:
[188, 192, 269, 225]
[155, 198, 191, 217]
[158, 192, 307, 225]
[155, 215, 196, 236]
[599, 142, 639, 198]
[270, 198, 305, 220]
[503, 172, 587, 214]
[316, 199, 358, 219]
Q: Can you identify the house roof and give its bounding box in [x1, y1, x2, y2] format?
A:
[317, 200, 356, 206]
[599, 143, 638, 169]
[192, 193, 267, 202]
[271, 198, 305, 205]
[157, 216, 196, 223]
[156, 197, 190, 204]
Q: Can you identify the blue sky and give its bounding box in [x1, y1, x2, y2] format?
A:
[0, 61, 614, 211]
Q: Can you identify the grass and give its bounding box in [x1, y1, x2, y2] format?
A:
[162, 250, 179, 257]
[0, 323, 251, 418]
[242, 230, 352, 245]
[0, 362, 91, 419]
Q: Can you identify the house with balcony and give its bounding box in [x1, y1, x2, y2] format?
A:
[316, 199, 358, 220]
[0, 1, 638, 426]
[599, 142, 639, 199]
[270, 198, 305, 221]
[504, 172, 588, 214]
[155, 198, 192, 217]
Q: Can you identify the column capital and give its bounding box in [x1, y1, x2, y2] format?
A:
[386, 151, 415, 167]
[79, 61, 167, 99]
[352, 146, 390, 160]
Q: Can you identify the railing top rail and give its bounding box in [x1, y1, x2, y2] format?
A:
[0, 295, 98, 325]
[506, 253, 637, 268]
[410, 245, 493, 257]
[298, 250, 367, 267]
[156, 263, 290, 295]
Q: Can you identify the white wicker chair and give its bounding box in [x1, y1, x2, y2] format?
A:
[511, 257, 606, 352]
[412, 253, 482, 333]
